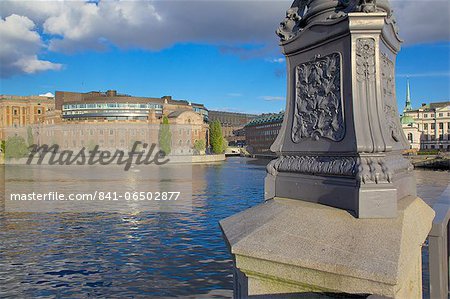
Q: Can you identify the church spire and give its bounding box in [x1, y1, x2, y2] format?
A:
[404, 78, 412, 111]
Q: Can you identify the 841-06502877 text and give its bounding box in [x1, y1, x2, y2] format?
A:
[9, 191, 181, 201]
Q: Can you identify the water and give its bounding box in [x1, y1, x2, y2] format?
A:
[0, 157, 448, 298]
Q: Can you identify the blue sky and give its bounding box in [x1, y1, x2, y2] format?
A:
[0, 1, 449, 114]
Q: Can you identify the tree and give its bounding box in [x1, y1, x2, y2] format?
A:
[209, 120, 224, 154]
[5, 135, 29, 160]
[222, 137, 228, 153]
[159, 116, 172, 155]
[193, 139, 206, 155]
[27, 126, 34, 146]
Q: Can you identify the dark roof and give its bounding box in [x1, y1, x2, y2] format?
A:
[402, 101, 449, 113]
[209, 110, 258, 118]
[167, 110, 193, 118]
[429, 101, 450, 109]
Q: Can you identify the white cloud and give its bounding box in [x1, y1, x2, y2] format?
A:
[1, 0, 287, 54]
[14, 55, 62, 74]
[39, 92, 55, 97]
[267, 57, 285, 63]
[260, 96, 284, 101]
[0, 14, 62, 77]
[0, 0, 448, 76]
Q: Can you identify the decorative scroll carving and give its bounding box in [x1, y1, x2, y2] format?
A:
[276, 5, 303, 41]
[292, 53, 344, 142]
[356, 155, 413, 184]
[267, 155, 357, 177]
[381, 53, 402, 142]
[356, 38, 376, 82]
[267, 154, 413, 184]
[359, 0, 376, 13]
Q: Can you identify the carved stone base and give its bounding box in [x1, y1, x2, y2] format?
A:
[265, 154, 415, 218]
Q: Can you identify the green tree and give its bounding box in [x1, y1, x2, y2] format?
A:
[5, 135, 29, 159]
[27, 126, 34, 146]
[222, 137, 228, 153]
[159, 116, 172, 155]
[193, 139, 206, 155]
[209, 120, 224, 154]
[1, 140, 5, 153]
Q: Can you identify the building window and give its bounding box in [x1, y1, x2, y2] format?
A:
[439, 123, 443, 130]
[407, 133, 413, 142]
[439, 134, 444, 141]
[37, 109, 42, 115]
[424, 114, 428, 118]
[439, 113, 443, 117]
[13, 109, 17, 115]
[424, 123, 428, 130]
[431, 114, 435, 117]
[431, 145, 435, 149]
[431, 123, 435, 130]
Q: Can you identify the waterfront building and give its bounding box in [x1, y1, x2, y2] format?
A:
[0, 94, 56, 140]
[400, 81, 450, 151]
[208, 110, 257, 146]
[244, 112, 284, 156]
[56, 90, 208, 122]
[2, 90, 210, 154]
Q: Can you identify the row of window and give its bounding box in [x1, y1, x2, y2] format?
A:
[407, 133, 450, 142]
[420, 134, 450, 141]
[46, 128, 199, 137]
[421, 112, 450, 118]
[422, 122, 450, 130]
[62, 103, 164, 110]
[62, 109, 162, 116]
[59, 138, 194, 148]
[9, 108, 42, 115]
[422, 144, 450, 150]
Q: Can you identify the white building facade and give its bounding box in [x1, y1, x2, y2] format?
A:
[400, 81, 450, 151]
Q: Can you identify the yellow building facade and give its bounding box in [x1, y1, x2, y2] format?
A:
[0, 95, 56, 140]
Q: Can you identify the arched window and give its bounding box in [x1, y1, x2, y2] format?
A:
[407, 133, 413, 142]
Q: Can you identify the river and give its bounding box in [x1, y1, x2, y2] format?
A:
[0, 157, 448, 298]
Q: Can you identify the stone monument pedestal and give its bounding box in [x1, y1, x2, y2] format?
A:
[220, 196, 434, 298]
[221, 1, 436, 297]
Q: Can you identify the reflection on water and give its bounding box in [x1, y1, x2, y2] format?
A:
[0, 158, 265, 298]
[0, 158, 448, 298]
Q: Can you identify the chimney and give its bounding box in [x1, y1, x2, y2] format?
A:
[106, 90, 117, 97]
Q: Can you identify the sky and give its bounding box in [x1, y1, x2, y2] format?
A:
[0, 0, 449, 115]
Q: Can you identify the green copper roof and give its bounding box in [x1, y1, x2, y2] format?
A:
[400, 114, 415, 125]
[245, 112, 284, 127]
[404, 79, 412, 112]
